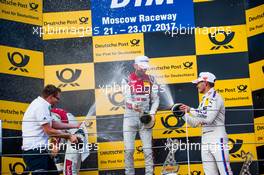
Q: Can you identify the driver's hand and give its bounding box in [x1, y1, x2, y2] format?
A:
[179, 104, 190, 113]
[151, 115, 155, 123]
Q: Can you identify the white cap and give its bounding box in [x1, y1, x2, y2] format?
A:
[192, 72, 216, 84]
[135, 56, 150, 69]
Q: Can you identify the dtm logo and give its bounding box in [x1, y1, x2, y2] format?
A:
[161, 114, 185, 134]
[228, 138, 243, 158]
[29, 3, 39, 11]
[209, 31, 235, 50]
[111, 0, 173, 8]
[8, 52, 30, 72]
[79, 17, 89, 24]
[237, 85, 247, 93]
[183, 62, 193, 69]
[9, 162, 29, 175]
[130, 39, 141, 46]
[56, 68, 81, 88]
[108, 91, 125, 111]
[136, 145, 144, 154]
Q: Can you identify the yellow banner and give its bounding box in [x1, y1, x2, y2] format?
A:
[199, 78, 253, 107]
[0, 0, 42, 25]
[246, 4, 264, 37]
[98, 140, 145, 170]
[155, 164, 204, 175]
[148, 55, 197, 84]
[2, 157, 28, 175]
[2, 154, 98, 175]
[95, 88, 125, 116]
[76, 116, 97, 143]
[228, 133, 257, 162]
[43, 10, 92, 40]
[195, 25, 248, 55]
[0, 100, 28, 130]
[0, 45, 44, 78]
[153, 111, 201, 139]
[44, 63, 95, 92]
[93, 33, 144, 62]
[80, 171, 98, 175]
[254, 116, 264, 147]
[249, 59, 264, 91]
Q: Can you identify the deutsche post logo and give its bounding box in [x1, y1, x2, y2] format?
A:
[56, 68, 81, 88]
[8, 52, 30, 72]
[257, 136, 264, 142]
[79, 17, 89, 24]
[130, 39, 140, 47]
[161, 114, 185, 134]
[229, 138, 243, 158]
[29, 3, 39, 11]
[237, 85, 247, 93]
[176, 171, 202, 175]
[262, 65, 264, 74]
[108, 91, 125, 111]
[191, 171, 202, 175]
[183, 62, 193, 69]
[136, 146, 144, 154]
[209, 31, 235, 50]
[9, 162, 29, 175]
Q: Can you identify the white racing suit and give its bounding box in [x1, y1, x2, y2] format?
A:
[183, 88, 233, 175]
[122, 72, 160, 175]
[50, 108, 89, 175]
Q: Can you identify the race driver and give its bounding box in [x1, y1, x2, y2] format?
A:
[122, 56, 160, 175]
[178, 72, 233, 175]
[50, 108, 89, 175]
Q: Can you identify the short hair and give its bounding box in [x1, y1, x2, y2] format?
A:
[208, 82, 215, 88]
[42, 85, 61, 98]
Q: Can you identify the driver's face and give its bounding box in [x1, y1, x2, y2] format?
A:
[196, 81, 206, 93]
[51, 93, 60, 106]
[135, 64, 147, 76]
[138, 66, 147, 73]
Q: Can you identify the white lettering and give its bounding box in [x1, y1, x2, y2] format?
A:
[111, 0, 173, 8]
[111, 0, 129, 8]
[102, 16, 137, 25]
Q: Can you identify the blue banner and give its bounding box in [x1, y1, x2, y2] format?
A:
[91, 0, 195, 36]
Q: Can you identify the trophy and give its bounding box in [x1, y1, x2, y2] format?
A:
[162, 138, 180, 175]
[137, 101, 155, 129]
[140, 112, 152, 124]
[239, 150, 253, 175]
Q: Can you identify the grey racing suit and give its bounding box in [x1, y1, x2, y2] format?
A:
[183, 88, 233, 175]
[50, 109, 89, 175]
[63, 113, 82, 175]
[122, 72, 159, 175]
